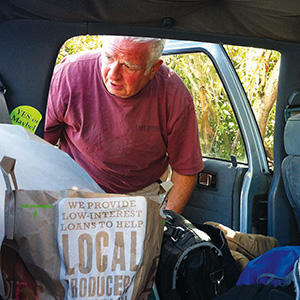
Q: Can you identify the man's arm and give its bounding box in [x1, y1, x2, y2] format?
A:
[44, 106, 64, 145]
[44, 75, 65, 145]
[165, 170, 197, 214]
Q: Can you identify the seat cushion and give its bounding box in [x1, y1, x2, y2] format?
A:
[284, 114, 300, 155]
[282, 156, 300, 231]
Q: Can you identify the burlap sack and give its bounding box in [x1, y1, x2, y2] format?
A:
[1, 157, 165, 300]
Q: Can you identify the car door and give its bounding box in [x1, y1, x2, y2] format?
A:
[163, 40, 272, 234]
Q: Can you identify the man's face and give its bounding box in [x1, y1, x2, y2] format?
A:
[101, 37, 161, 98]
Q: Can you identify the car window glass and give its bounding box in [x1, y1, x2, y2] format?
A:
[163, 47, 280, 168]
[163, 52, 247, 163]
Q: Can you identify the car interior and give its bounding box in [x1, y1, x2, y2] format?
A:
[1, 0, 300, 299]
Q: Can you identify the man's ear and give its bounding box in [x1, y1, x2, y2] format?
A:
[149, 59, 163, 79]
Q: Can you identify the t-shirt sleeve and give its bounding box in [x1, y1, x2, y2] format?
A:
[167, 90, 204, 175]
[44, 67, 67, 145]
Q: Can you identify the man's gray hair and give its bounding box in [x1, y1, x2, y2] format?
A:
[102, 35, 166, 72]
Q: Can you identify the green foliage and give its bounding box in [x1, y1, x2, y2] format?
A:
[225, 45, 280, 167]
[56, 35, 102, 64]
[163, 52, 247, 162]
[225, 45, 279, 104]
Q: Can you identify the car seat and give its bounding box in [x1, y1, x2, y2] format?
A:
[282, 113, 300, 232]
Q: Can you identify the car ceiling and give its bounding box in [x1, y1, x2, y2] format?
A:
[1, 0, 300, 46]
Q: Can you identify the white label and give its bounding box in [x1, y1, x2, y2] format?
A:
[57, 196, 147, 300]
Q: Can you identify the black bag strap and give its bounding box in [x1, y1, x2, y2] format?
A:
[0, 77, 12, 124]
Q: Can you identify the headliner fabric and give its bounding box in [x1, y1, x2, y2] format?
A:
[1, 0, 300, 43]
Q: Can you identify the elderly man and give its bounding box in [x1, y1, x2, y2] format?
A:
[44, 35, 203, 213]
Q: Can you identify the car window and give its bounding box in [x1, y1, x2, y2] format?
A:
[163, 47, 280, 168]
[56, 37, 280, 168]
[163, 52, 247, 163]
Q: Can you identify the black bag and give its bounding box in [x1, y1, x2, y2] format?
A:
[156, 210, 240, 300]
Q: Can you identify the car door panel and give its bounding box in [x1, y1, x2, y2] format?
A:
[183, 158, 247, 230]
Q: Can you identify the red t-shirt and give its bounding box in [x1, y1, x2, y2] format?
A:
[44, 51, 203, 193]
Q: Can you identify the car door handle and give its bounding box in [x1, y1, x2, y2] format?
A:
[198, 172, 216, 187]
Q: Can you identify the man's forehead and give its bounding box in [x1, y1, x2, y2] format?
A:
[103, 38, 151, 62]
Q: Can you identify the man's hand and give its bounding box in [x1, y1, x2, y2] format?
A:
[165, 170, 198, 214]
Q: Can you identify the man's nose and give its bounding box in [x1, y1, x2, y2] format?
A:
[108, 62, 122, 81]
